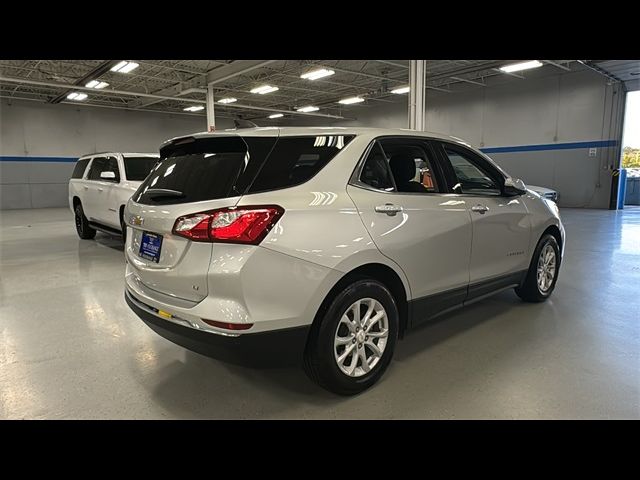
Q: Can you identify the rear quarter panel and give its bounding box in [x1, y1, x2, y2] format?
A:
[236, 133, 412, 299]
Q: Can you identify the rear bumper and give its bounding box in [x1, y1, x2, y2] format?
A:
[125, 289, 310, 367]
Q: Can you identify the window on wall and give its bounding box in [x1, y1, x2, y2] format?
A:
[442, 146, 501, 195]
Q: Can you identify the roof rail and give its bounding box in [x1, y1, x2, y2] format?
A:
[78, 151, 114, 158]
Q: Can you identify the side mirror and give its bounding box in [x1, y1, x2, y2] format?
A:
[100, 171, 116, 180]
[503, 177, 526, 196]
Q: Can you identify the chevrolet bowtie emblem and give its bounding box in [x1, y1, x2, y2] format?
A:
[130, 215, 144, 227]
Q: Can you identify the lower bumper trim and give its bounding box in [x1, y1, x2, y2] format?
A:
[125, 290, 310, 368]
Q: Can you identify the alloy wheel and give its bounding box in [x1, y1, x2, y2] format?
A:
[334, 298, 389, 377]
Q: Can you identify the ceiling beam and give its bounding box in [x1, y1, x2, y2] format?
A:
[428, 61, 504, 81]
[578, 60, 623, 83]
[449, 76, 485, 86]
[0, 75, 347, 119]
[309, 63, 406, 83]
[48, 60, 116, 104]
[373, 60, 408, 69]
[206, 60, 278, 85]
[492, 68, 524, 79]
[544, 60, 571, 72]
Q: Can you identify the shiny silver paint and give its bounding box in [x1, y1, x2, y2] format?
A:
[528, 185, 559, 202]
[124, 127, 565, 338]
[68, 152, 159, 230]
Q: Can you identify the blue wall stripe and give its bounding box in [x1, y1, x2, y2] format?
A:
[480, 140, 617, 154]
[0, 156, 77, 163]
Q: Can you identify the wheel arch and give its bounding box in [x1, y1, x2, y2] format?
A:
[541, 224, 563, 251]
[311, 262, 410, 339]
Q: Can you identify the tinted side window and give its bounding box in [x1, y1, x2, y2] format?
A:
[123, 157, 159, 181]
[71, 158, 90, 179]
[443, 147, 501, 195]
[247, 135, 354, 194]
[88, 157, 107, 180]
[359, 142, 395, 191]
[105, 156, 120, 182]
[379, 138, 441, 193]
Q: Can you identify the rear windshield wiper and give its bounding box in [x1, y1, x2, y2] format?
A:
[145, 188, 185, 198]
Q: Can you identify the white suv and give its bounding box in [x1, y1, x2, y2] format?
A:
[69, 152, 159, 240]
[123, 128, 565, 395]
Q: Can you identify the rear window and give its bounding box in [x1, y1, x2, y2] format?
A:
[71, 158, 90, 179]
[124, 156, 158, 181]
[133, 134, 354, 205]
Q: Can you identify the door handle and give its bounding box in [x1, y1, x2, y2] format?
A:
[471, 204, 489, 214]
[98, 188, 104, 192]
[83, 186, 88, 190]
[375, 203, 403, 216]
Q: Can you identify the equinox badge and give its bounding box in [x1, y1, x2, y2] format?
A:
[130, 215, 144, 227]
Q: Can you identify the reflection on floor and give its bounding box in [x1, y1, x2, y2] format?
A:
[0, 207, 638, 419]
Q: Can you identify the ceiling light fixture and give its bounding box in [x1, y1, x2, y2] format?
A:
[85, 80, 109, 89]
[66, 92, 88, 101]
[268, 113, 284, 119]
[183, 106, 205, 112]
[218, 97, 237, 104]
[300, 68, 335, 80]
[250, 85, 279, 94]
[390, 86, 410, 94]
[297, 106, 319, 113]
[338, 96, 365, 105]
[111, 61, 139, 73]
[499, 60, 543, 73]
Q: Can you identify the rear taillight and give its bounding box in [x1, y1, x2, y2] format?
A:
[172, 205, 284, 244]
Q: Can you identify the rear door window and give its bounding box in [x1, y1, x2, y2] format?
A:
[105, 156, 120, 182]
[71, 158, 91, 179]
[359, 142, 395, 191]
[87, 157, 107, 181]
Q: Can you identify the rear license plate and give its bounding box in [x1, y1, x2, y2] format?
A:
[139, 232, 163, 263]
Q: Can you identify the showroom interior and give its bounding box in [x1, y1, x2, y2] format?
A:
[0, 59, 638, 418]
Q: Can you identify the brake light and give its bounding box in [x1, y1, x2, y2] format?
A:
[172, 205, 284, 244]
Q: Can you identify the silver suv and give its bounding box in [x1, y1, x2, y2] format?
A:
[124, 127, 565, 395]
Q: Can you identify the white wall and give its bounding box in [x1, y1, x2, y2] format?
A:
[0, 100, 228, 209]
[331, 69, 625, 208]
[1, 67, 625, 210]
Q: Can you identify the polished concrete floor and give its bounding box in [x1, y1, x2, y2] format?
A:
[0, 207, 638, 419]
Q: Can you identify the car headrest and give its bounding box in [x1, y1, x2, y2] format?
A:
[362, 154, 390, 189]
[389, 154, 417, 184]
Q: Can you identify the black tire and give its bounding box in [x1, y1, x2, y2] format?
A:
[74, 203, 96, 240]
[304, 279, 399, 395]
[515, 234, 560, 302]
